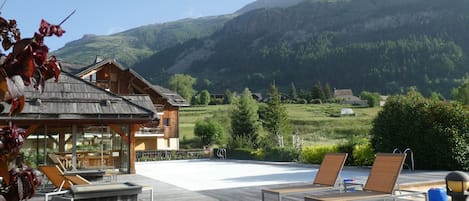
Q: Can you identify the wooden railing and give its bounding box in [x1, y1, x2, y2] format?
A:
[136, 149, 206, 161]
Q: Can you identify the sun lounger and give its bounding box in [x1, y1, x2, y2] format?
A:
[304, 153, 406, 201]
[39, 165, 147, 201]
[48, 153, 105, 181]
[39, 165, 91, 191]
[262, 153, 348, 201]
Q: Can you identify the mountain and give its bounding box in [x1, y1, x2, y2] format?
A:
[52, 15, 233, 67]
[236, 0, 304, 14]
[132, 0, 469, 97]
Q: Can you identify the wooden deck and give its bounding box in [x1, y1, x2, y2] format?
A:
[30, 162, 450, 201]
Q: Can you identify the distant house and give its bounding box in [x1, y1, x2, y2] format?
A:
[334, 89, 368, 106]
[63, 56, 189, 151]
[210, 93, 226, 103]
[252, 93, 263, 102]
[379, 96, 388, 106]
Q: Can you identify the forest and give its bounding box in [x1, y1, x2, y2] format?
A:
[132, 0, 469, 97]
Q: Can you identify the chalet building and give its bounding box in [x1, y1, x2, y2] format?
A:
[0, 72, 155, 174]
[62, 57, 189, 151]
[333, 89, 368, 106]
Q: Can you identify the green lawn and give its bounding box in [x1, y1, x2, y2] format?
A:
[179, 104, 381, 145]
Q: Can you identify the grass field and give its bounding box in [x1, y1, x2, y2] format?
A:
[179, 104, 381, 146]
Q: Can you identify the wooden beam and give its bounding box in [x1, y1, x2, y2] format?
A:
[46, 134, 59, 145]
[109, 124, 129, 143]
[65, 135, 73, 144]
[24, 124, 40, 138]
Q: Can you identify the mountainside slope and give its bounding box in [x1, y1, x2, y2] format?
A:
[236, 0, 304, 13]
[133, 0, 469, 96]
[52, 15, 233, 66]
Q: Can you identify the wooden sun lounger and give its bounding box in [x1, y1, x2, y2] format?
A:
[48, 153, 106, 181]
[262, 153, 348, 201]
[39, 165, 91, 191]
[304, 153, 407, 201]
[40, 166, 149, 201]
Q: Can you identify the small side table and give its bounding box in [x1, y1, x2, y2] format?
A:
[342, 178, 365, 192]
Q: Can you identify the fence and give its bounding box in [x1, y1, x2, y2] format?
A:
[136, 149, 206, 161]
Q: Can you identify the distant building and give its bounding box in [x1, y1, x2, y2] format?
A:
[334, 89, 368, 106]
[252, 93, 263, 101]
[379, 96, 388, 106]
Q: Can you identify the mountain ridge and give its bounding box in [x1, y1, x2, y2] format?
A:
[132, 0, 469, 96]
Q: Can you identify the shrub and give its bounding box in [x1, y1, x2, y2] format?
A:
[360, 91, 381, 107]
[227, 135, 257, 149]
[262, 147, 300, 162]
[336, 142, 355, 165]
[309, 99, 322, 104]
[300, 145, 338, 164]
[226, 148, 257, 160]
[296, 99, 308, 104]
[194, 119, 224, 146]
[352, 143, 375, 166]
[180, 136, 202, 149]
[371, 91, 469, 170]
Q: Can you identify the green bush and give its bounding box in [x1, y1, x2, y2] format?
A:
[353, 143, 375, 166]
[194, 119, 224, 146]
[227, 135, 257, 149]
[309, 99, 322, 104]
[296, 99, 308, 104]
[226, 148, 257, 160]
[180, 136, 202, 149]
[262, 147, 300, 162]
[336, 142, 355, 165]
[360, 91, 381, 107]
[371, 91, 469, 170]
[300, 145, 338, 164]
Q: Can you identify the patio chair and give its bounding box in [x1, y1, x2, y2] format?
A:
[304, 153, 407, 201]
[48, 153, 70, 171]
[261, 153, 348, 201]
[39, 165, 91, 191]
[48, 153, 106, 181]
[39, 165, 149, 201]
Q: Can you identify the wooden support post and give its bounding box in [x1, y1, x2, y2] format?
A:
[129, 124, 140, 174]
[72, 124, 77, 170]
[59, 132, 65, 153]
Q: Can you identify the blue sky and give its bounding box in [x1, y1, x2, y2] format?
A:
[1, 0, 255, 51]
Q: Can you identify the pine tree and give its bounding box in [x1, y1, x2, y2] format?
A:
[312, 80, 325, 101]
[260, 82, 290, 147]
[290, 82, 298, 99]
[324, 83, 333, 100]
[230, 88, 260, 147]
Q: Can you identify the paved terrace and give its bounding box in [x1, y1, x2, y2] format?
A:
[30, 159, 449, 201]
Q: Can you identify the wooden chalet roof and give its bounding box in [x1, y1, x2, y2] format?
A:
[334, 89, 354, 97]
[69, 58, 190, 107]
[122, 95, 158, 115]
[0, 72, 155, 122]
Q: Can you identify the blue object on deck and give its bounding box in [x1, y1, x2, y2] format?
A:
[428, 188, 447, 201]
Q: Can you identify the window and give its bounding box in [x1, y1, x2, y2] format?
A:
[163, 118, 170, 126]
